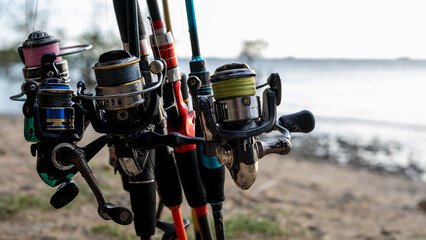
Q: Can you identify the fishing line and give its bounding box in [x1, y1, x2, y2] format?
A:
[177, 0, 190, 60]
[103, 0, 112, 46]
[31, 0, 39, 34]
[211, 77, 256, 100]
[210, 64, 257, 100]
[22, 42, 62, 67]
[25, 0, 28, 34]
[24, 0, 40, 67]
[92, 51, 145, 111]
[147, 14, 162, 59]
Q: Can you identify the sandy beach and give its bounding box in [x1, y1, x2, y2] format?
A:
[0, 114, 425, 240]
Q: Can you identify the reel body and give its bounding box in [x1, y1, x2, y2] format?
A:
[12, 32, 136, 225]
[189, 63, 282, 190]
[21, 61, 88, 187]
[78, 50, 166, 177]
[78, 50, 166, 136]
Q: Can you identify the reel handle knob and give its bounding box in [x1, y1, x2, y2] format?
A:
[50, 179, 79, 209]
[150, 59, 164, 74]
[278, 110, 315, 133]
[98, 203, 134, 225]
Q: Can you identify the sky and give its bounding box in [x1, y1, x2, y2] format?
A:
[2, 0, 426, 59]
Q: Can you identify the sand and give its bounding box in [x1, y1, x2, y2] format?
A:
[0, 114, 425, 240]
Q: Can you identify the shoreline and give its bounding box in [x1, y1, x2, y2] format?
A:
[1, 114, 426, 239]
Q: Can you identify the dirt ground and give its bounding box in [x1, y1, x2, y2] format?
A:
[1, 114, 426, 240]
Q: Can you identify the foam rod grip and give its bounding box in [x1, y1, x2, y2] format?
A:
[199, 164, 225, 204]
[278, 110, 315, 133]
[155, 146, 183, 207]
[174, 150, 207, 208]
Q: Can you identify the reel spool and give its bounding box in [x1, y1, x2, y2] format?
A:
[11, 30, 91, 102]
[210, 63, 261, 189]
[211, 63, 260, 127]
[18, 30, 69, 83]
[78, 49, 166, 135]
[37, 78, 75, 131]
[92, 50, 145, 125]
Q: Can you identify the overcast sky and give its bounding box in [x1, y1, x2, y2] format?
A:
[3, 0, 426, 59]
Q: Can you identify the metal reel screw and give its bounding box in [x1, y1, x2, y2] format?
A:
[242, 96, 251, 106]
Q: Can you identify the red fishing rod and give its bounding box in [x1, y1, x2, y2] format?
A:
[146, 0, 213, 239]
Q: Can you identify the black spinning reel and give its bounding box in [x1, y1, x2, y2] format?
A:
[10, 31, 93, 186]
[188, 63, 315, 190]
[10, 31, 135, 225]
[77, 50, 167, 177]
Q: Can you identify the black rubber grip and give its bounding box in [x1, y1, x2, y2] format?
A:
[198, 164, 225, 204]
[278, 110, 315, 133]
[129, 156, 156, 239]
[174, 150, 207, 208]
[155, 146, 183, 207]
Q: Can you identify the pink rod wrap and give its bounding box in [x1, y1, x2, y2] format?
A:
[22, 42, 62, 67]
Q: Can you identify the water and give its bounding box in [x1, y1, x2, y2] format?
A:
[2, 58, 426, 177]
[198, 59, 426, 177]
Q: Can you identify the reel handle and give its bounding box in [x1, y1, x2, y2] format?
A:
[55, 144, 133, 225]
[98, 203, 134, 225]
[278, 110, 315, 133]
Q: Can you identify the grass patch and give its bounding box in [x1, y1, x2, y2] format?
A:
[92, 223, 166, 240]
[224, 214, 305, 239]
[0, 193, 49, 218]
[92, 224, 139, 240]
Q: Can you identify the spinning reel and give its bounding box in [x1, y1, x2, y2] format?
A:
[10, 30, 92, 183]
[189, 63, 315, 190]
[10, 31, 135, 225]
[78, 50, 167, 177]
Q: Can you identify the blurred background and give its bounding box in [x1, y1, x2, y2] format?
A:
[1, 0, 426, 239]
[1, 0, 425, 178]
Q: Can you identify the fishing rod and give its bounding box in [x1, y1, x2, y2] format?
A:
[184, 0, 226, 239]
[112, 1, 191, 239]
[185, 3, 317, 239]
[109, 1, 157, 238]
[159, 1, 206, 239]
[146, 0, 213, 239]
